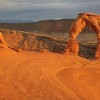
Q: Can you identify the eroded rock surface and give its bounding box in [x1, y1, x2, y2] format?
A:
[66, 12, 100, 57]
[0, 32, 8, 48]
[0, 29, 98, 58]
[0, 29, 66, 53]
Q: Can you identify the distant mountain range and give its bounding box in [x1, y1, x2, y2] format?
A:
[0, 19, 93, 34]
[0, 19, 34, 23]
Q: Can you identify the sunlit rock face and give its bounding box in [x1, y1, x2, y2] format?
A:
[0, 32, 8, 48]
[66, 12, 100, 58]
[0, 29, 67, 53]
[0, 28, 98, 58]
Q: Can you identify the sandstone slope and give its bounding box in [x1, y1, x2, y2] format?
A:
[0, 48, 100, 100]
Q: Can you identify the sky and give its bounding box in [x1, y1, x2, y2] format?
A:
[0, 0, 100, 21]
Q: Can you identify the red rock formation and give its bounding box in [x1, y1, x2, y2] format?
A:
[0, 29, 66, 52]
[66, 38, 79, 54]
[0, 32, 8, 48]
[66, 12, 100, 58]
[0, 31, 22, 52]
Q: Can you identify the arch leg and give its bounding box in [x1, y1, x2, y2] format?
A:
[95, 32, 100, 58]
[65, 38, 79, 55]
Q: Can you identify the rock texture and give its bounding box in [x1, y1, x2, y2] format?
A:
[0, 29, 67, 53]
[0, 48, 100, 100]
[0, 32, 8, 48]
[0, 29, 97, 58]
[66, 38, 79, 54]
[66, 12, 100, 57]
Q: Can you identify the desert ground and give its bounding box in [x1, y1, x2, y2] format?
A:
[0, 16, 100, 100]
[0, 47, 100, 100]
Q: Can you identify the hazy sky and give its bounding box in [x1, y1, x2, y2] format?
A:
[0, 0, 100, 21]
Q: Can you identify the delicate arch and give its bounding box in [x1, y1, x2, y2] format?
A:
[66, 12, 100, 58]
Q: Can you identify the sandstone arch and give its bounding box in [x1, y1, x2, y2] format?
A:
[66, 12, 100, 58]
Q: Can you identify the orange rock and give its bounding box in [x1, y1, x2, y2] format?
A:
[0, 32, 8, 48]
[95, 44, 100, 58]
[66, 38, 79, 55]
[66, 12, 100, 58]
